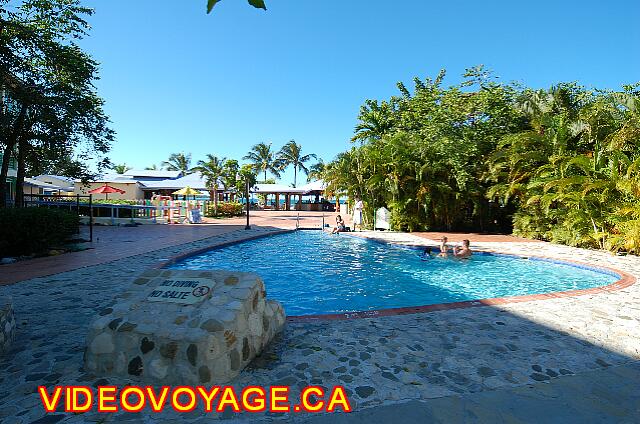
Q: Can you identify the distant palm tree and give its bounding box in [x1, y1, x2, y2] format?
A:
[145, 164, 160, 170]
[243, 143, 281, 182]
[192, 154, 226, 214]
[162, 153, 192, 173]
[307, 159, 325, 182]
[277, 140, 317, 187]
[112, 164, 131, 174]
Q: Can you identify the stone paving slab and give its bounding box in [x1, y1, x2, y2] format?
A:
[293, 362, 640, 424]
[0, 229, 639, 422]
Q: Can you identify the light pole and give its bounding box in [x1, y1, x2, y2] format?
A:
[245, 178, 251, 230]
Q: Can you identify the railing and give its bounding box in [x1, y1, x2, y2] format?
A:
[23, 193, 94, 241]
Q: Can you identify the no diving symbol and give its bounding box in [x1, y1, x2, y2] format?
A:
[192, 286, 210, 298]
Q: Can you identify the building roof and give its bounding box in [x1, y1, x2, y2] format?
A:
[141, 172, 222, 191]
[24, 178, 64, 190]
[251, 181, 326, 194]
[298, 180, 327, 193]
[78, 175, 146, 185]
[33, 174, 75, 185]
[122, 169, 182, 179]
[32, 175, 75, 191]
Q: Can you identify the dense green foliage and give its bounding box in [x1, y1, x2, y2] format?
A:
[0, 0, 113, 206]
[0, 208, 79, 256]
[323, 67, 640, 253]
[204, 201, 243, 217]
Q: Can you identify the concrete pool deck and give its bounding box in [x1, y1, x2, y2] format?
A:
[0, 222, 639, 422]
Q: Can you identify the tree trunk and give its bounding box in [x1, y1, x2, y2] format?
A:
[14, 134, 27, 208]
[0, 103, 27, 207]
[264, 170, 267, 182]
[293, 167, 297, 187]
[213, 185, 218, 215]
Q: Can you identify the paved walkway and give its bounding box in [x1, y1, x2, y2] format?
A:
[0, 225, 639, 422]
[0, 211, 338, 286]
[0, 224, 244, 285]
[296, 362, 640, 423]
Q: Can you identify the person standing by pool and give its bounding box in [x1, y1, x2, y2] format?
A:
[352, 197, 364, 231]
[454, 239, 473, 259]
[438, 236, 449, 257]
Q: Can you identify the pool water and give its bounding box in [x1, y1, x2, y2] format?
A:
[169, 231, 619, 316]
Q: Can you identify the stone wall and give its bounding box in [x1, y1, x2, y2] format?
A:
[84, 269, 285, 385]
[0, 297, 15, 356]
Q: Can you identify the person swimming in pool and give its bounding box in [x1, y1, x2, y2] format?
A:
[438, 237, 449, 257]
[420, 247, 433, 260]
[454, 239, 473, 259]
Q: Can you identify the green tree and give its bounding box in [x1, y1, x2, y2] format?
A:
[327, 68, 524, 231]
[277, 140, 317, 187]
[237, 163, 257, 207]
[192, 154, 226, 215]
[243, 142, 280, 182]
[352, 99, 397, 143]
[307, 159, 325, 182]
[222, 159, 239, 200]
[112, 164, 131, 174]
[0, 0, 113, 207]
[162, 152, 192, 173]
[207, 0, 266, 13]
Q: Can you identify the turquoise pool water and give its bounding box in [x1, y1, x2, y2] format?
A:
[169, 231, 619, 316]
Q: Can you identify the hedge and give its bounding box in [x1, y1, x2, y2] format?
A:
[205, 202, 243, 217]
[0, 208, 80, 257]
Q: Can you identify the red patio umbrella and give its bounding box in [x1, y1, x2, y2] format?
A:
[88, 183, 126, 200]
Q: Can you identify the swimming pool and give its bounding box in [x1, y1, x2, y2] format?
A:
[168, 231, 620, 316]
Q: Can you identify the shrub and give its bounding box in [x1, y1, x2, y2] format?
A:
[205, 202, 243, 217]
[0, 207, 80, 257]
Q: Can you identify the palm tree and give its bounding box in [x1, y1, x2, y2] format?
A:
[351, 99, 396, 143]
[145, 164, 160, 170]
[162, 153, 192, 173]
[307, 159, 325, 182]
[192, 154, 226, 215]
[277, 140, 317, 187]
[243, 143, 281, 182]
[112, 163, 130, 174]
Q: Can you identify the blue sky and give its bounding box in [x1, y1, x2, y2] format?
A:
[81, 0, 640, 185]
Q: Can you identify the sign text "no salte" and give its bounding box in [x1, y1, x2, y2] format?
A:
[147, 278, 212, 305]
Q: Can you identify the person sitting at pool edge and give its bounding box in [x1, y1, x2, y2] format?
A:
[331, 215, 346, 234]
[454, 239, 472, 259]
[438, 237, 449, 257]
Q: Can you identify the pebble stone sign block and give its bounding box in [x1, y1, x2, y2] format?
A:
[84, 269, 286, 385]
[0, 297, 16, 356]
